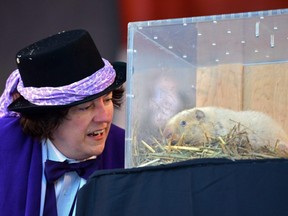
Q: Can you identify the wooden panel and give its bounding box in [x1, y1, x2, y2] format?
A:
[243, 63, 288, 133]
[196, 64, 243, 110]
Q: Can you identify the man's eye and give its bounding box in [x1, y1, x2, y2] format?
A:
[104, 97, 113, 103]
[79, 104, 93, 111]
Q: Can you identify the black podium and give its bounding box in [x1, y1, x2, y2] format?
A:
[76, 158, 288, 216]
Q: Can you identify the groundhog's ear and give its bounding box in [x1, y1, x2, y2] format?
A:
[195, 109, 205, 121]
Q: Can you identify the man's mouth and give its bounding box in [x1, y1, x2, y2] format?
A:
[87, 129, 105, 137]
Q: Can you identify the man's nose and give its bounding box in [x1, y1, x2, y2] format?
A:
[92, 101, 112, 121]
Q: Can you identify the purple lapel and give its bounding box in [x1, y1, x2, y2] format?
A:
[0, 117, 42, 215]
[97, 123, 125, 169]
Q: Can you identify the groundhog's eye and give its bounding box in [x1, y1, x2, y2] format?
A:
[180, 120, 187, 127]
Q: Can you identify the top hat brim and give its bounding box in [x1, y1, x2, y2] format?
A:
[8, 62, 126, 114]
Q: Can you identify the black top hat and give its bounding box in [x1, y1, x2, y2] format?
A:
[8, 29, 126, 114]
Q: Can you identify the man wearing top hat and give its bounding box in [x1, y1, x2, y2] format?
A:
[0, 29, 126, 216]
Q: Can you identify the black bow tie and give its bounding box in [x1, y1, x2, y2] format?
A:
[45, 158, 99, 183]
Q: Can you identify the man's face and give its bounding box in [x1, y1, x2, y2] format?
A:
[52, 92, 114, 160]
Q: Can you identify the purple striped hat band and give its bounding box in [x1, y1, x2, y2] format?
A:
[0, 58, 115, 117]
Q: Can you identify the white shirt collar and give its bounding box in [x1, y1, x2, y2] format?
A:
[43, 139, 96, 163]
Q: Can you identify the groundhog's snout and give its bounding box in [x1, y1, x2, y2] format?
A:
[163, 127, 180, 145]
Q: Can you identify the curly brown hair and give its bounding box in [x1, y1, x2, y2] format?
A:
[20, 85, 125, 140]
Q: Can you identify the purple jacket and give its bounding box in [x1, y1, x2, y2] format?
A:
[0, 116, 125, 215]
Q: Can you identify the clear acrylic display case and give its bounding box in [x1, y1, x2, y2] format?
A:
[125, 9, 288, 168]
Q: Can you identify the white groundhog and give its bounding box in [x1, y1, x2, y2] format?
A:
[163, 107, 288, 157]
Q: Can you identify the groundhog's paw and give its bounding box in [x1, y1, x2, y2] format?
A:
[274, 141, 288, 158]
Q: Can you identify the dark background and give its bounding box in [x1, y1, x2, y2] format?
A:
[0, 0, 122, 94]
[1, 0, 288, 94]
